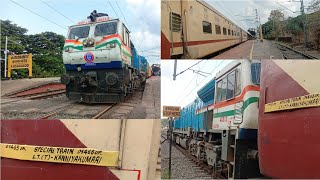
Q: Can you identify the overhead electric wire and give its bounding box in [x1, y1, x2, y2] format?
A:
[175, 59, 206, 77]
[214, 0, 249, 30]
[108, 0, 120, 18]
[114, 1, 144, 54]
[40, 0, 76, 24]
[177, 60, 226, 105]
[9, 0, 67, 30]
[178, 60, 209, 96]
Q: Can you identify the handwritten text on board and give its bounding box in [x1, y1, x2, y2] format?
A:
[264, 93, 320, 113]
[0, 143, 119, 167]
[163, 106, 181, 117]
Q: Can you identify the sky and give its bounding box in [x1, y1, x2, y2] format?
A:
[0, 0, 160, 65]
[205, 0, 314, 31]
[161, 60, 233, 111]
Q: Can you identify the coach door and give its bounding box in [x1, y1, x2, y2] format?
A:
[168, 1, 183, 57]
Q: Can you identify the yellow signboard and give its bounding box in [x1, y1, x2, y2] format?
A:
[0, 143, 119, 167]
[7, 53, 32, 77]
[265, 93, 320, 113]
[163, 106, 181, 117]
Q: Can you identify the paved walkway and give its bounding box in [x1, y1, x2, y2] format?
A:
[1, 77, 60, 96]
[213, 40, 284, 59]
[142, 76, 160, 119]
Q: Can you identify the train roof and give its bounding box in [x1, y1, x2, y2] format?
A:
[215, 60, 260, 79]
[69, 17, 120, 28]
[197, 78, 215, 105]
[198, 0, 247, 32]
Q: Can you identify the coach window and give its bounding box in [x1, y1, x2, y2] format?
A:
[170, 13, 182, 32]
[202, 21, 212, 34]
[223, 28, 227, 35]
[215, 25, 221, 34]
[228, 29, 231, 36]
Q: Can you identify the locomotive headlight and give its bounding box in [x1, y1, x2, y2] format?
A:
[77, 66, 82, 71]
[105, 72, 118, 85]
[89, 39, 94, 46]
[64, 47, 70, 52]
[83, 39, 88, 47]
[110, 43, 116, 48]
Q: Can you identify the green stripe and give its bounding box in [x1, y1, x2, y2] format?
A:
[122, 49, 132, 57]
[214, 110, 235, 118]
[243, 97, 259, 110]
[95, 39, 121, 49]
[63, 45, 83, 51]
[213, 97, 259, 118]
[95, 39, 132, 58]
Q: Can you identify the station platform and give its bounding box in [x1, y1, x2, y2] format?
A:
[213, 40, 284, 59]
[141, 76, 160, 119]
[1, 77, 60, 97]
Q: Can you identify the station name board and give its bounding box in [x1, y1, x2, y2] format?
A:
[163, 106, 181, 117]
[7, 53, 32, 77]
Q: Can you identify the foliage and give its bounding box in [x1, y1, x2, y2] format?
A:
[1, 20, 65, 78]
[262, 8, 320, 50]
[308, 0, 320, 12]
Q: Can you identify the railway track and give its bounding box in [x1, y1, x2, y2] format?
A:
[275, 42, 318, 59]
[172, 143, 215, 179]
[161, 131, 213, 179]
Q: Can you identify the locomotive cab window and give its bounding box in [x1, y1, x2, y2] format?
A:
[202, 21, 212, 34]
[122, 26, 130, 46]
[216, 69, 239, 103]
[251, 63, 261, 85]
[68, 26, 90, 39]
[94, 22, 118, 36]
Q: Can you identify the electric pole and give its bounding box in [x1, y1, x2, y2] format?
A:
[173, 59, 177, 81]
[300, 0, 308, 48]
[4, 36, 8, 78]
[168, 117, 172, 179]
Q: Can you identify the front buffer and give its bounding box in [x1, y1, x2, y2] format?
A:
[61, 58, 132, 103]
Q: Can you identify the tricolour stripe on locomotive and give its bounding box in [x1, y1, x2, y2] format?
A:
[61, 14, 148, 103]
[172, 60, 261, 179]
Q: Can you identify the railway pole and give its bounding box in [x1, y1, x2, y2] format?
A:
[168, 117, 172, 179]
[4, 36, 8, 78]
[173, 59, 177, 81]
[300, 0, 308, 48]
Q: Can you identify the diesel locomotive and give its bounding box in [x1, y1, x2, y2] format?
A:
[171, 60, 320, 178]
[60, 11, 149, 103]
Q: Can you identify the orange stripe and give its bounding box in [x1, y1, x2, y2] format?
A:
[197, 85, 260, 112]
[96, 34, 122, 44]
[65, 39, 82, 44]
[214, 85, 260, 108]
[96, 34, 131, 52]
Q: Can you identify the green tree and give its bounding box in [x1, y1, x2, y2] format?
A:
[1, 20, 65, 78]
